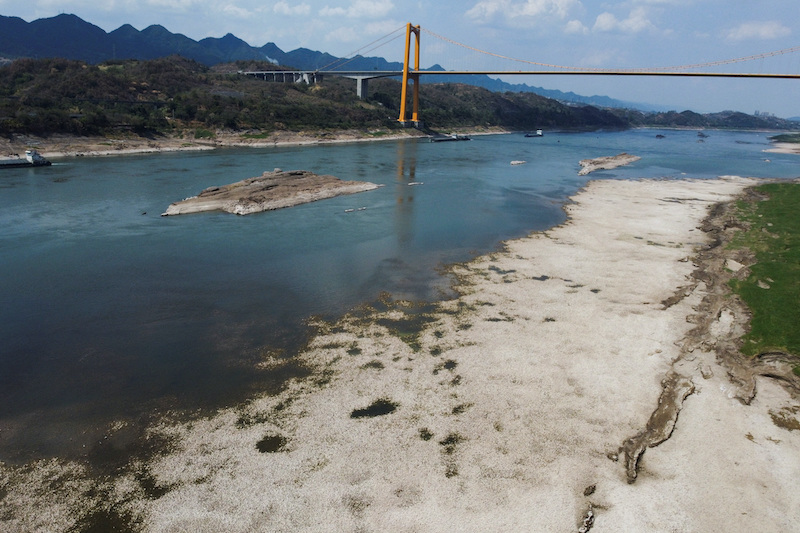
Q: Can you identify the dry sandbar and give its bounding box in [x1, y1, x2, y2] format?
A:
[764, 142, 800, 155]
[579, 152, 641, 175]
[4, 177, 800, 533]
[162, 169, 380, 216]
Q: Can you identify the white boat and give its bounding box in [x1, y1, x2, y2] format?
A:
[0, 150, 52, 168]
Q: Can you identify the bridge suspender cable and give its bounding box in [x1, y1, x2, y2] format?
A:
[319, 25, 407, 72]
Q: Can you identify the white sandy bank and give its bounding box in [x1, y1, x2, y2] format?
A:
[2, 177, 799, 533]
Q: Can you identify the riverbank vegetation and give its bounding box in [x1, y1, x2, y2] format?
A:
[728, 183, 800, 371]
[2, 56, 796, 140]
[769, 133, 800, 144]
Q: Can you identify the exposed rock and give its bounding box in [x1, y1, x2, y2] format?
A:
[619, 372, 696, 483]
[162, 169, 380, 216]
[578, 153, 641, 175]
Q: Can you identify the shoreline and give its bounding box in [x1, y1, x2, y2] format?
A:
[0, 129, 430, 159]
[764, 141, 800, 155]
[2, 127, 796, 161]
[4, 176, 799, 532]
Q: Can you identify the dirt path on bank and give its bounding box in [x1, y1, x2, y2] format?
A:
[2, 177, 799, 533]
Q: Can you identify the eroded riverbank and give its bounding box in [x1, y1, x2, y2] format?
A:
[3, 176, 799, 532]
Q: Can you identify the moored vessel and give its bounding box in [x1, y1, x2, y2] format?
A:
[0, 150, 52, 168]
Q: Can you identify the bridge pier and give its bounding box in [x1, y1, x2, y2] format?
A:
[354, 77, 369, 99]
[241, 70, 404, 101]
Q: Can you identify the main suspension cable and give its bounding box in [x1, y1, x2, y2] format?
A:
[421, 27, 800, 73]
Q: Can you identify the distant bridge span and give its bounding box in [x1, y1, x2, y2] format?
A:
[243, 23, 800, 126]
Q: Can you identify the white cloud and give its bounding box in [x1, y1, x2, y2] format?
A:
[143, 0, 200, 9]
[593, 12, 618, 32]
[130, 0, 202, 12]
[273, 1, 311, 16]
[319, 6, 347, 16]
[221, 4, 255, 19]
[725, 21, 791, 41]
[564, 19, 588, 34]
[579, 48, 618, 67]
[322, 18, 402, 47]
[631, 0, 690, 4]
[465, 0, 505, 19]
[466, 0, 581, 22]
[320, 0, 394, 18]
[593, 7, 655, 33]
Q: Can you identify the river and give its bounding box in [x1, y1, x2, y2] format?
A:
[0, 128, 796, 461]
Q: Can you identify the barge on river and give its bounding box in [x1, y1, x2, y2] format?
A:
[0, 150, 52, 168]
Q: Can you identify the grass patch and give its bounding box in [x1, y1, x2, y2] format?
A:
[433, 359, 458, 375]
[73, 507, 138, 533]
[240, 131, 273, 139]
[235, 410, 271, 429]
[451, 403, 472, 415]
[439, 432, 463, 455]
[769, 133, 800, 144]
[727, 183, 800, 358]
[135, 469, 172, 499]
[350, 398, 398, 418]
[194, 128, 215, 139]
[769, 407, 800, 431]
[346, 342, 362, 356]
[256, 433, 288, 453]
[375, 308, 437, 353]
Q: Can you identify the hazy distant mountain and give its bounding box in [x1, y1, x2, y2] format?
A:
[0, 13, 669, 112]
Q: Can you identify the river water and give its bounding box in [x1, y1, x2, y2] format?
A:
[0, 129, 797, 460]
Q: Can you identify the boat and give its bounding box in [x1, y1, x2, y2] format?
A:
[0, 150, 52, 168]
[525, 130, 543, 137]
[429, 134, 471, 142]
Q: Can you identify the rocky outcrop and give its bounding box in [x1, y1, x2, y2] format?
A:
[162, 169, 379, 216]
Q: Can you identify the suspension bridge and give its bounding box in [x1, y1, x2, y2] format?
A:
[241, 23, 800, 126]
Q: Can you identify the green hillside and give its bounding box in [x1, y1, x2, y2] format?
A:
[2, 56, 796, 140]
[0, 56, 631, 138]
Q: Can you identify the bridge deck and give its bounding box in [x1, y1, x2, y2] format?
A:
[243, 70, 799, 80]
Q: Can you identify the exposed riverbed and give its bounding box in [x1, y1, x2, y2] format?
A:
[1, 130, 799, 531]
[3, 176, 799, 532]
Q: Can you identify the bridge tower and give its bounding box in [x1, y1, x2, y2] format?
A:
[398, 23, 421, 127]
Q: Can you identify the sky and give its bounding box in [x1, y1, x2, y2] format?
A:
[2, 0, 799, 117]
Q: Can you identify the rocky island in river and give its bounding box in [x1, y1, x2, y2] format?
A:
[162, 169, 380, 216]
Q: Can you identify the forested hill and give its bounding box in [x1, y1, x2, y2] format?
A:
[0, 57, 796, 139]
[0, 57, 632, 136]
[0, 13, 667, 112]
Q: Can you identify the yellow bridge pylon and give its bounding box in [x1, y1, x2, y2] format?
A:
[398, 23, 421, 127]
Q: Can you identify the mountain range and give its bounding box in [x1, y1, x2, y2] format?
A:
[0, 13, 666, 112]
